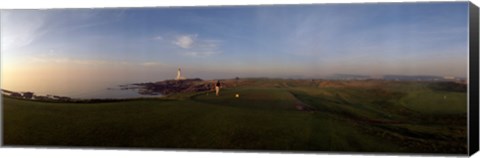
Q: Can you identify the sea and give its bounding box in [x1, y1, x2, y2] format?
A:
[69, 86, 163, 99]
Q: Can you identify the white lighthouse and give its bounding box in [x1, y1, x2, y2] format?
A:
[176, 68, 185, 80]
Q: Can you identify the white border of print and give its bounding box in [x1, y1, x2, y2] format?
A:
[1, 0, 478, 158]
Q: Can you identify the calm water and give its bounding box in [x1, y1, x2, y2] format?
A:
[67, 86, 163, 99]
[1, 76, 166, 99]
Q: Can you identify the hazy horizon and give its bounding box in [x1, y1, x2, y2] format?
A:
[1, 2, 470, 97]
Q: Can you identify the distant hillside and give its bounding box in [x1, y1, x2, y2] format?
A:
[383, 75, 443, 81]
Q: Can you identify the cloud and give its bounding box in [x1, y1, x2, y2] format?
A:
[31, 56, 167, 69]
[29, 56, 110, 65]
[173, 34, 196, 49]
[27, 52, 133, 66]
[171, 34, 222, 57]
[140, 62, 165, 67]
[152, 35, 164, 40]
[183, 51, 217, 57]
[1, 11, 49, 51]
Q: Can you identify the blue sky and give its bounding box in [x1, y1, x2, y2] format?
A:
[0, 2, 470, 94]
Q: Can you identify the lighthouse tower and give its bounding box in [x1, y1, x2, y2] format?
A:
[176, 68, 185, 80]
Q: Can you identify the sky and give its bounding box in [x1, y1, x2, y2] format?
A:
[0, 2, 470, 96]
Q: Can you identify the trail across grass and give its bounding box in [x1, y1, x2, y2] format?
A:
[2, 79, 468, 154]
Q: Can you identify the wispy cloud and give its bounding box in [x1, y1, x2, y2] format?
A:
[29, 56, 110, 65]
[27, 51, 133, 66]
[140, 62, 165, 67]
[171, 34, 221, 57]
[1, 11, 49, 51]
[29, 53, 169, 70]
[152, 35, 164, 40]
[183, 51, 217, 57]
[1, 9, 126, 52]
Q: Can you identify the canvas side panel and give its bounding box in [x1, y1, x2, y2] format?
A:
[469, 1, 479, 156]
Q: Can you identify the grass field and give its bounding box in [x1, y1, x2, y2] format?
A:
[2, 79, 468, 154]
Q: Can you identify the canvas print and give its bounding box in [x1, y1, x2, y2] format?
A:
[0, 2, 471, 155]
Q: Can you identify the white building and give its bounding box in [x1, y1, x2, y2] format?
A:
[176, 68, 186, 80]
